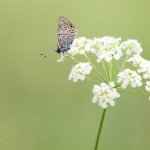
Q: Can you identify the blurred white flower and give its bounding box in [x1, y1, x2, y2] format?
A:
[128, 55, 150, 80]
[69, 37, 92, 55]
[145, 81, 150, 92]
[56, 36, 150, 105]
[68, 62, 92, 82]
[139, 60, 150, 79]
[117, 69, 142, 89]
[120, 39, 143, 56]
[127, 55, 144, 67]
[57, 53, 66, 62]
[93, 37, 122, 62]
[143, 70, 150, 79]
[92, 82, 120, 109]
[88, 38, 102, 53]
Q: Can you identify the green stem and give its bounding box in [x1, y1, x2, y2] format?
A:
[84, 53, 106, 82]
[86, 76, 99, 84]
[111, 61, 114, 81]
[71, 56, 79, 63]
[112, 60, 116, 80]
[108, 62, 113, 82]
[91, 72, 103, 82]
[94, 109, 107, 150]
[118, 90, 149, 95]
[102, 60, 109, 82]
[119, 55, 129, 72]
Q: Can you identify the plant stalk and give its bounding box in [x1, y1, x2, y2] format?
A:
[94, 109, 107, 150]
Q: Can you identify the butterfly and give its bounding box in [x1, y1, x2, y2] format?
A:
[56, 16, 78, 53]
[40, 16, 77, 57]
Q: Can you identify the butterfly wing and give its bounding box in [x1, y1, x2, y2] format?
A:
[57, 16, 77, 53]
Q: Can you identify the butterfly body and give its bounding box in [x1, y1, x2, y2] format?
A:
[56, 16, 77, 53]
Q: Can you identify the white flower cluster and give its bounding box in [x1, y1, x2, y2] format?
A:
[127, 54, 144, 67]
[117, 69, 142, 89]
[69, 37, 92, 55]
[128, 55, 150, 97]
[57, 36, 150, 109]
[92, 82, 120, 109]
[92, 37, 122, 62]
[70, 36, 123, 62]
[57, 37, 143, 63]
[120, 39, 143, 55]
[68, 62, 92, 82]
[128, 55, 150, 79]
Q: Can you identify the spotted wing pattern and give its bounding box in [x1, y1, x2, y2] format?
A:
[56, 16, 77, 53]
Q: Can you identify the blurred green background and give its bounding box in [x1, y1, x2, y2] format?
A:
[0, 0, 150, 150]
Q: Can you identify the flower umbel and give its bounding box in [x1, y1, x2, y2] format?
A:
[128, 55, 150, 80]
[56, 36, 149, 150]
[68, 62, 92, 82]
[57, 36, 149, 108]
[92, 82, 120, 109]
[94, 37, 122, 63]
[117, 69, 143, 89]
[69, 37, 92, 55]
[120, 39, 143, 56]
